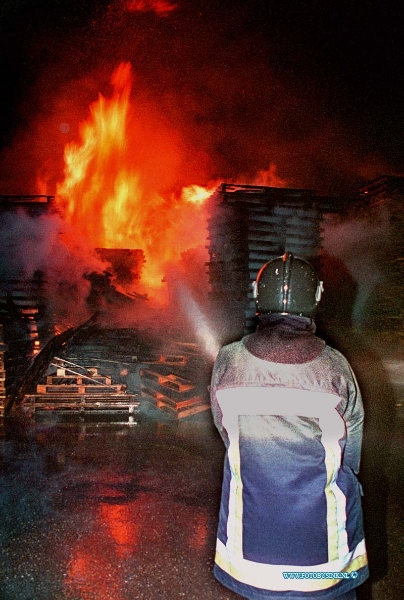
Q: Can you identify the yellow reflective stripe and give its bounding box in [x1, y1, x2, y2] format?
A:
[226, 433, 243, 558]
[319, 418, 349, 562]
[323, 443, 341, 561]
[346, 551, 368, 574]
[215, 538, 367, 592]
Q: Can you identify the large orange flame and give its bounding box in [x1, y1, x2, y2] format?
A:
[56, 63, 216, 301]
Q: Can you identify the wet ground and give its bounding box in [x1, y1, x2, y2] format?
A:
[0, 346, 403, 600]
[0, 406, 242, 600]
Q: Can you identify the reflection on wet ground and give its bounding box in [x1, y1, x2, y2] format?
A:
[0, 400, 403, 599]
[0, 408, 240, 600]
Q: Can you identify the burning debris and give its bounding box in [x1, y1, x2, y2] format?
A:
[95, 248, 145, 285]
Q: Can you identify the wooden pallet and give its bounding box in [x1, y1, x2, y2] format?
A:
[22, 365, 139, 415]
[23, 394, 140, 413]
[140, 390, 209, 419]
[139, 369, 194, 393]
[36, 384, 125, 394]
[159, 402, 209, 419]
[140, 385, 205, 409]
[206, 184, 324, 338]
[45, 372, 112, 385]
[146, 355, 190, 366]
[139, 366, 209, 419]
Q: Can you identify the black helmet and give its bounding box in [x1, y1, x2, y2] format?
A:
[253, 252, 323, 318]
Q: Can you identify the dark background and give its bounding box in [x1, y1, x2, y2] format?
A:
[0, 0, 403, 196]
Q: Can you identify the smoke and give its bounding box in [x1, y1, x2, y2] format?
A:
[0, 210, 59, 280]
[322, 204, 392, 327]
[0, 209, 108, 328]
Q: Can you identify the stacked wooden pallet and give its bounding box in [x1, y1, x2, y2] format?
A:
[139, 350, 210, 419]
[65, 327, 148, 366]
[0, 324, 7, 418]
[0, 276, 52, 404]
[357, 176, 404, 333]
[22, 362, 140, 416]
[0, 279, 44, 359]
[245, 202, 323, 331]
[206, 184, 325, 341]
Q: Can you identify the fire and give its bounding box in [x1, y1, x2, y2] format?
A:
[181, 184, 218, 205]
[250, 163, 287, 188]
[56, 62, 215, 300]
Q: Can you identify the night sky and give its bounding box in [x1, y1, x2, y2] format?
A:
[0, 0, 403, 196]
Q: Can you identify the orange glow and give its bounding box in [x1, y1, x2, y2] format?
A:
[181, 184, 218, 205]
[65, 549, 125, 600]
[100, 502, 139, 556]
[56, 63, 215, 301]
[188, 512, 209, 550]
[252, 163, 287, 188]
[125, 0, 177, 16]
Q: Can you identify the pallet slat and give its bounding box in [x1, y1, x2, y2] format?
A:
[22, 363, 138, 415]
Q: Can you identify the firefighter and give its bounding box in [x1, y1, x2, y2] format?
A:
[210, 252, 368, 600]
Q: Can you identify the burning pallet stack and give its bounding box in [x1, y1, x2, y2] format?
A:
[206, 184, 326, 343]
[22, 358, 140, 416]
[139, 341, 210, 419]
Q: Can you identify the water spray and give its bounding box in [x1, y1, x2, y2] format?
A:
[176, 282, 221, 361]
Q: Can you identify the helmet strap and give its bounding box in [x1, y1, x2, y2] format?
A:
[315, 281, 324, 303]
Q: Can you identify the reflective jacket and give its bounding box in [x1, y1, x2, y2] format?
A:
[210, 329, 368, 599]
